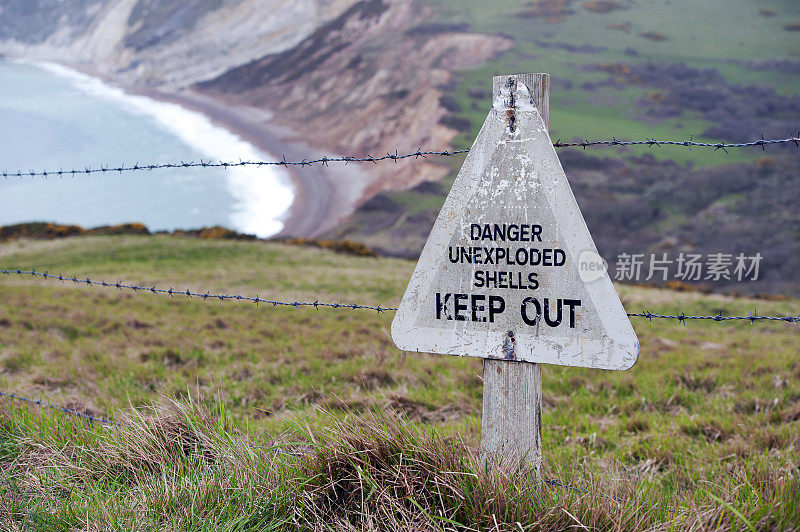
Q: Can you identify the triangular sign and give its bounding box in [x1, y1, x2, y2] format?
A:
[392, 75, 638, 370]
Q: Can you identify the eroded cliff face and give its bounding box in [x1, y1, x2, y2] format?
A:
[198, 0, 512, 193]
[0, 0, 362, 88]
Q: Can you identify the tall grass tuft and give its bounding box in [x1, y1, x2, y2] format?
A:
[1, 396, 798, 530]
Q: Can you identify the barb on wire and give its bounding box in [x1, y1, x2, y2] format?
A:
[3, 135, 798, 179]
[2, 268, 799, 325]
[0, 389, 119, 426]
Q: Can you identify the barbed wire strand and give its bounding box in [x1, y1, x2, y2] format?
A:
[0, 390, 120, 426]
[0, 387, 680, 513]
[552, 134, 800, 151]
[2, 135, 798, 179]
[1, 268, 395, 313]
[3, 268, 799, 325]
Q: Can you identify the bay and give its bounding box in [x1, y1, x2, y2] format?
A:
[0, 59, 294, 238]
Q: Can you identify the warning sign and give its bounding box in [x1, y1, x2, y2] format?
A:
[391, 77, 638, 370]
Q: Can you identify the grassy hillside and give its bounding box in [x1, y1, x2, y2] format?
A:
[433, 0, 800, 163]
[335, 0, 800, 298]
[1, 236, 799, 528]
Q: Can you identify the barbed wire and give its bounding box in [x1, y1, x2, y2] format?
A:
[0, 390, 120, 426]
[627, 310, 800, 324]
[0, 149, 466, 179]
[0, 268, 396, 313]
[3, 268, 799, 325]
[2, 135, 798, 179]
[0, 387, 678, 513]
[552, 134, 800, 152]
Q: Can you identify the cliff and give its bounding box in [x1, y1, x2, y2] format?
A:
[197, 0, 512, 194]
[0, 0, 363, 89]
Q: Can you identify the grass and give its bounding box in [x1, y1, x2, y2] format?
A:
[3, 397, 797, 530]
[430, 0, 800, 166]
[432, 0, 799, 61]
[1, 235, 799, 529]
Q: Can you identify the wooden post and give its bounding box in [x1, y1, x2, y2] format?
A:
[481, 73, 550, 473]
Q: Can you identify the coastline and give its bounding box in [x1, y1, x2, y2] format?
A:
[13, 57, 370, 239]
[137, 88, 371, 239]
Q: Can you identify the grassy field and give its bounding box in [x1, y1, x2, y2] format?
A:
[431, 0, 800, 164]
[1, 235, 799, 529]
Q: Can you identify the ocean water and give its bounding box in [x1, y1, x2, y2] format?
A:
[0, 59, 294, 237]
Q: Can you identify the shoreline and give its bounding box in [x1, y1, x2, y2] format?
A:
[136, 88, 371, 239]
[11, 57, 369, 238]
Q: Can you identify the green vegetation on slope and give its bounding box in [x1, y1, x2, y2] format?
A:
[1, 236, 799, 528]
[430, 0, 800, 163]
[338, 0, 800, 286]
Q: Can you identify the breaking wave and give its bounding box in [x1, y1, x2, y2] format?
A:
[31, 61, 294, 237]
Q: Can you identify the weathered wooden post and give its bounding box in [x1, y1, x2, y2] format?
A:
[481, 73, 549, 473]
[391, 72, 638, 480]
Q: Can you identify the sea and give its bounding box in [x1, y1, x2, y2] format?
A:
[0, 59, 294, 238]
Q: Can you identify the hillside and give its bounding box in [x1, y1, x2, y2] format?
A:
[321, 0, 800, 297]
[1, 235, 799, 527]
[0, 0, 362, 89]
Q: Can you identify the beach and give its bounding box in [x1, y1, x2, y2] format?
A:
[152, 89, 372, 238]
[2, 59, 370, 239]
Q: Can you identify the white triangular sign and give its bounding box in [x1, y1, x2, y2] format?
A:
[392, 76, 638, 370]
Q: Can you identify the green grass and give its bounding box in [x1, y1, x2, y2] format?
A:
[388, 188, 450, 215]
[3, 397, 798, 530]
[431, 0, 800, 167]
[1, 236, 799, 529]
[432, 0, 799, 61]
